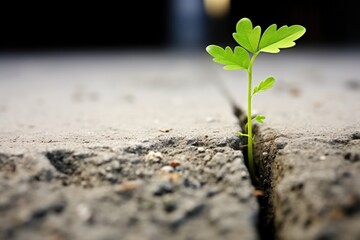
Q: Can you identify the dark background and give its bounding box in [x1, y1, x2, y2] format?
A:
[0, 0, 359, 53]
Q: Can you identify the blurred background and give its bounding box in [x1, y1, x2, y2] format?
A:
[0, 0, 359, 53]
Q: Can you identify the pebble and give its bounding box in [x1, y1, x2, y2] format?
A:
[275, 138, 288, 150]
[197, 147, 205, 153]
[169, 159, 181, 167]
[204, 155, 211, 161]
[159, 128, 173, 133]
[106, 173, 117, 182]
[111, 160, 121, 170]
[160, 166, 174, 173]
[145, 151, 163, 162]
[240, 171, 248, 179]
[76, 203, 92, 222]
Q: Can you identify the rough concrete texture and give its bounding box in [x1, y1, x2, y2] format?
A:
[0, 51, 259, 240]
[1, 48, 360, 240]
[218, 48, 360, 240]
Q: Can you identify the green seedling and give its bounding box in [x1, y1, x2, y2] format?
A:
[206, 17, 305, 181]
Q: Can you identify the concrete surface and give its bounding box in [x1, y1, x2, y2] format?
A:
[0, 50, 259, 240]
[219, 48, 360, 240]
[0, 51, 238, 153]
[0, 48, 359, 240]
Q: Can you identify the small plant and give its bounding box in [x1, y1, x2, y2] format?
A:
[206, 17, 305, 181]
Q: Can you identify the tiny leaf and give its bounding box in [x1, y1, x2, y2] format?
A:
[206, 45, 250, 70]
[233, 18, 261, 53]
[237, 131, 254, 142]
[254, 115, 266, 123]
[253, 76, 275, 96]
[237, 132, 250, 137]
[259, 24, 306, 53]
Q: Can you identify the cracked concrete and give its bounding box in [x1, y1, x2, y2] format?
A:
[219, 48, 360, 240]
[1, 48, 360, 240]
[0, 51, 259, 240]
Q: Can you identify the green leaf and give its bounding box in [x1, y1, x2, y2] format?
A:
[259, 24, 306, 53]
[254, 115, 266, 123]
[206, 45, 250, 70]
[233, 18, 261, 53]
[253, 76, 275, 96]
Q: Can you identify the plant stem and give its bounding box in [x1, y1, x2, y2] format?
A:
[247, 52, 259, 179]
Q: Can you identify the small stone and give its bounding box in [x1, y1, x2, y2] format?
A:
[275, 138, 287, 150]
[169, 160, 181, 167]
[319, 155, 326, 160]
[262, 152, 268, 156]
[145, 151, 163, 162]
[106, 173, 117, 182]
[197, 147, 205, 153]
[160, 166, 174, 173]
[240, 171, 248, 179]
[159, 128, 173, 133]
[76, 203, 92, 222]
[111, 160, 121, 170]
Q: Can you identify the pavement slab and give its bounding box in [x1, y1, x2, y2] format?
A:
[0, 51, 259, 240]
[218, 48, 360, 240]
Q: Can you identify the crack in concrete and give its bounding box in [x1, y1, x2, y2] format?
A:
[229, 101, 277, 240]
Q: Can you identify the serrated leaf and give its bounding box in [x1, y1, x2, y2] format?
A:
[253, 76, 275, 96]
[254, 115, 266, 123]
[206, 45, 249, 70]
[233, 18, 261, 53]
[259, 24, 306, 53]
